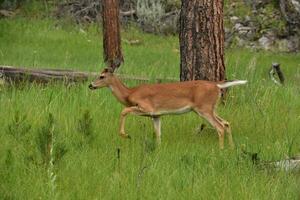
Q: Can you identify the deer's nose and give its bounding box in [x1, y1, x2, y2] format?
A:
[88, 84, 95, 90]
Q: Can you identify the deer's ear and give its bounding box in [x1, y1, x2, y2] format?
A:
[101, 68, 108, 73]
[102, 67, 113, 73]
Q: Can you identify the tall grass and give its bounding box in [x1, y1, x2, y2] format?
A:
[0, 18, 300, 199]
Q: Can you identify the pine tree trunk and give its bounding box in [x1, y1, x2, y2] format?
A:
[102, 0, 123, 71]
[179, 0, 225, 82]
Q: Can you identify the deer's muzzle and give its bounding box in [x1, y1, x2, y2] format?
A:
[88, 84, 96, 90]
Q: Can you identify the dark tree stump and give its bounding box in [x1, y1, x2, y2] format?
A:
[269, 63, 285, 85]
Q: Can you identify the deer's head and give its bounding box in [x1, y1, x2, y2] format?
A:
[89, 68, 114, 90]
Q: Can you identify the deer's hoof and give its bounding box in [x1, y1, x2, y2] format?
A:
[120, 133, 131, 139]
[196, 123, 207, 134]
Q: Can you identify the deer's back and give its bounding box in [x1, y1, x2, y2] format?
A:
[127, 80, 219, 109]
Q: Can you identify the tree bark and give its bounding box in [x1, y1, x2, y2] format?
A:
[102, 0, 123, 71]
[179, 0, 225, 82]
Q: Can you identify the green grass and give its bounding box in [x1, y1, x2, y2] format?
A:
[1, 18, 300, 199]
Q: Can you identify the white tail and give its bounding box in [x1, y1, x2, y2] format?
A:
[217, 80, 247, 89]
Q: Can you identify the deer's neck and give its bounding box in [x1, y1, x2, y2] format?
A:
[109, 76, 132, 105]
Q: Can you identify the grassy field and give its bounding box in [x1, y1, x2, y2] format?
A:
[1, 17, 300, 200]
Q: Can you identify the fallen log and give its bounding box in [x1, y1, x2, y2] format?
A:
[0, 9, 16, 18]
[242, 149, 300, 172]
[0, 65, 177, 84]
[0, 65, 95, 83]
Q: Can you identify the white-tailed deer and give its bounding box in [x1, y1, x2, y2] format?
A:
[89, 68, 247, 149]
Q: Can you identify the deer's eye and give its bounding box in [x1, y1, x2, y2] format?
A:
[99, 76, 105, 79]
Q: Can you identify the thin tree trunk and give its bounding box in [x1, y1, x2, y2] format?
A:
[102, 0, 123, 71]
[179, 0, 225, 82]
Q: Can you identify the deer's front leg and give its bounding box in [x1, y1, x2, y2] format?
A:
[120, 106, 147, 139]
[120, 107, 133, 138]
[152, 117, 161, 144]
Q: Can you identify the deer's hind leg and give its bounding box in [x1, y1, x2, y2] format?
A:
[194, 108, 225, 149]
[215, 114, 234, 148]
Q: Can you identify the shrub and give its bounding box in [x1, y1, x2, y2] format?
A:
[136, 0, 165, 33]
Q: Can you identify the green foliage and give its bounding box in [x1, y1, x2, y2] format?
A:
[6, 111, 31, 139]
[255, 3, 287, 36]
[76, 109, 94, 147]
[77, 110, 93, 138]
[36, 113, 55, 166]
[1, 0, 23, 9]
[225, 0, 288, 38]
[21, 0, 48, 17]
[0, 18, 300, 199]
[136, 0, 165, 30]
[163, 0, 181, 11]
[4, 149, 13, 167]
[35, 112, 67, 166]
[53, 142, 67, 165]
[228, 1, 253, 17]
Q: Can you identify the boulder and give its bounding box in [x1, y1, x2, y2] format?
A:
[234, 23, 243, 31]
[258, 36, 274, 50]
[236, 37, 247, 47]
[277, 36, 300, 52]
[277, 39, 291, 52]
[230, 16, 240, 24]
[234, 23, 256, 40]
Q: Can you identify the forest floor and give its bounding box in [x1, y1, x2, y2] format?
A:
[1, 17, 300, 199]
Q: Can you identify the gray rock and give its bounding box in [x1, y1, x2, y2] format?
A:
[243, 15, 252, 25]
[234, 23, 243, 30]
[277, 36, 300, 52]
[265, 31, 277, 39]
[224, 27, 231, 34]
[236, 37, 248, 47]
[234, 24, 257, 40]
[245, 15, 251, 22]
[230, 16, 240, 24]
[288, 36, 300, 51]
[277, 39, 290, 52]
[259, 36, 274, 50]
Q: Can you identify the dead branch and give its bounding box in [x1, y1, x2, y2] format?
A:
[120, 9, 136, 17]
